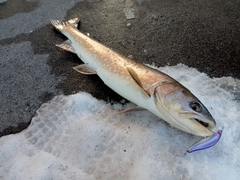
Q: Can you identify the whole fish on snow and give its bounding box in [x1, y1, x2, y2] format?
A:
[51, 18, 222, 152]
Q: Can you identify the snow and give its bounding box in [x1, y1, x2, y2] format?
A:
[0, 64, 240, 180]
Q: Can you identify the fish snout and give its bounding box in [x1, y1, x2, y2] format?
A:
[161, 87, 217, 137]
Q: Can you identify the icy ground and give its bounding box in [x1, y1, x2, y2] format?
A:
[0, 64, 239, 180]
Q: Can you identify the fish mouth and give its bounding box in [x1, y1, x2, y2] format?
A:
[179, 112, 216, 133]
[193, 118, 209, 128]
[191, 116, 217, 135]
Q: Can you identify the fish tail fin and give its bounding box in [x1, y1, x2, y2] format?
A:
[51, 18, 80, 30]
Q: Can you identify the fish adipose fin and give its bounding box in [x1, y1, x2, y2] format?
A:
[126, 67, 150, 97]
[73, 64, 97, 75]
[118, 106, 145, 114]
[56, 40, 75, 53]
[51, 18, 80, 30]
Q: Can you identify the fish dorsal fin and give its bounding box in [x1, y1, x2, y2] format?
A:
[126, 67, 150, 97]
[73, 64, 97, 75]
[56, 40, 75, 53]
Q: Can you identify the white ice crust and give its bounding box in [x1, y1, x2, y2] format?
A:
[0, 64, 239, 180]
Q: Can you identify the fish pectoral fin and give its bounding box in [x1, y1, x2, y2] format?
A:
[126, 67, 142, 86]
[73, 64, 97, 75]
[118, 106, 146, 114]
[126, 67, 150, 97]
[56, 40, 75, 53]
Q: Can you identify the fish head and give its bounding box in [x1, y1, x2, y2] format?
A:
[154, 83, 216, 137]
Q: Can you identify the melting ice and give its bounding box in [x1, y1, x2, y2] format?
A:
[0, 64, 240, 180]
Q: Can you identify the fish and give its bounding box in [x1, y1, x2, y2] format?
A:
[51, 18, 221, 152]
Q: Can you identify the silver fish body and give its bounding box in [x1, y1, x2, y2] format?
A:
[51, 18, 218, 139]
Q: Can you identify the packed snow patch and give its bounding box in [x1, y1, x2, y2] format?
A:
[0, 64, 240, 180]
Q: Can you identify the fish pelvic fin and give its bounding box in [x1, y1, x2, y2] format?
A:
[51, 18, 80, 31]
[73, 64, 97, 75]
[118, 106, 145, 114]
[56, 40, 75, 53]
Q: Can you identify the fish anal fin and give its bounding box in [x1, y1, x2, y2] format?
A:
[73, 64, 97, 75]
[118, 106, 145, 114]
[126, 67, 150, 97]
[56, 40, 75, 53]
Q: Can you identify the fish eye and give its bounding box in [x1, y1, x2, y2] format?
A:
[190, 101, 201, 112]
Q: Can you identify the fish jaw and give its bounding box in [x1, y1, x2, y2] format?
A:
[153, 82, 216, 137]
[153, 100, 214, 137]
